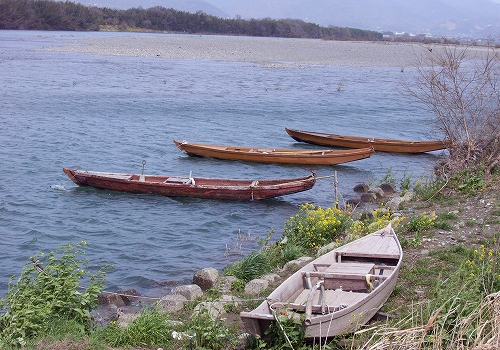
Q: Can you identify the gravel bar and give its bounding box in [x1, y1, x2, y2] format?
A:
[46, 34, 438, 67]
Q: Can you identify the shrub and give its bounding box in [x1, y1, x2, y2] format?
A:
[186, 307, 238, 349]
[406, 211, 436, 234]
[282, 203, 352, 252]
[0, 242, 109, 348]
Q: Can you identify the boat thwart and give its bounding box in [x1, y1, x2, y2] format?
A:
[240, 224, 402, 339]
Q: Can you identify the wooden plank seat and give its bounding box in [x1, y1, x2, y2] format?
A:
[106, 174, 133, 180]
[269, 289, 366, 314]
[163, 177, 193, 184]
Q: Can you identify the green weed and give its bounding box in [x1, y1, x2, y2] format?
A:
[0, 242, 109, 348]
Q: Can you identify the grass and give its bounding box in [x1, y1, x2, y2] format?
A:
[3, 171, 500, 350]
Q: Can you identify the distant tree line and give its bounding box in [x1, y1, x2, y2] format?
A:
[0, 0, 384, 40]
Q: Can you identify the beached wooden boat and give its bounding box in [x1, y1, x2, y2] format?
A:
[240, 224, 402, 339]
[286, 127, 451, 153]
[63, 168, 316, 200]
[173, 140, 374, 165]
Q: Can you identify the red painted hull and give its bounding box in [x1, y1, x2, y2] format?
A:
[63, 168, 316, 200]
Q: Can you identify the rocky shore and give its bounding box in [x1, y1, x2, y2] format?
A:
[95, 181, 408, 327]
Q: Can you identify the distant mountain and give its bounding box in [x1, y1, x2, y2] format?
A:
[78, 0, 500, 38]
[220, 0, 500, 38]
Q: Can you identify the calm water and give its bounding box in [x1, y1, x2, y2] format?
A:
[0, 30, 445, 298]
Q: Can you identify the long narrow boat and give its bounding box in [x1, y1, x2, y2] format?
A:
[63, 168, 316, 201]
[286, 127, 451, 153]
[173, 140, 374, 165]
[240, 224, 402, 339]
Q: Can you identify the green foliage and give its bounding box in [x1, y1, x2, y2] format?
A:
[186, 307, 238, 349]
[230, 279, 246, 292]
[380, 167, 396, 185]
[413, 177, 446, 202]
[434, 211, 458, 230]
[400, 171, 412, 193]
[406, 211, 436, 234]
[433, 220, 453, 230]
[451, 167, 486, 194]
[417, 245, 500, 347]
[93, 307, 178, 348]
[0, 242, 108, 348]
[283, 203, 352, 252]
[399, 233, 422, 248]
[262, 312, 308, 349]
[349, 207, 403, 236]
[223, 251, 271, 283]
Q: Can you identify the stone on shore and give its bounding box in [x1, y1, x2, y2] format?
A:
[173, 284, 203, 301]
[158, 294, 187, 314]
[193, 267, 219, 291]
[98, 292, 126, 307]
[283, 256, 313, 272]
[193, 295, 240, 320]
[380, 182, 398, 194]
[244, 278, 269, 296]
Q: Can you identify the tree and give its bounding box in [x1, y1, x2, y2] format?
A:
[406, 43, 500, 180]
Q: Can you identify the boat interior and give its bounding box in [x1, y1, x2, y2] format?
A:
[269, 252, 399, 316]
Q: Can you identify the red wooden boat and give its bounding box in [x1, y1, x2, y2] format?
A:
[286, 128, 451, 153]
[63, 168, 316, 200]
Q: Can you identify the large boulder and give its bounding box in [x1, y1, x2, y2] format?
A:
[361, 192, 377, 203]
[158, 294, 187, 314]
[193, 267, 219, 291]
[353, 183, 369, 193]
[98, 292, 126, 307]
[244, 278, 269, 296]
[380, 182, 398, 194]
[115, 289, 141, 305]
[173, 284, 203, 301]
[368, 187, 385, 199]
[283, 256, 313, 272]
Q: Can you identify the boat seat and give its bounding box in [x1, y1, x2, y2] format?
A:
[303, 271, 386, 292]
[108, 174, 133, 180]
[163, 177, 194, 185]
[269, 289, 366, 314]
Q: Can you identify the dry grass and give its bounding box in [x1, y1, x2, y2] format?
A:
[356, 292, 500, 350]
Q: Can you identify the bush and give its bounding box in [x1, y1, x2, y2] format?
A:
[406, 211, 436, 234]
[282, 203, 352, 252]
[0, 242, 109, 348]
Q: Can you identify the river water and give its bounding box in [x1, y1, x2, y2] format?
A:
[0, 30, 445, 298]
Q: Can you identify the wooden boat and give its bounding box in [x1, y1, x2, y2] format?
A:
[240, 224, 402, 339]
[173, 140, 374, 165]
[285, 127, 451, 153]
[63, 168, 316, 201]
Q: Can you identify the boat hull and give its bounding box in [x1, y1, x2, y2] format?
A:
[286, 127, 451, 153]
[240, 224, 402, 339]
[63, 168, 316, 200]
[174, 140, 374, 165]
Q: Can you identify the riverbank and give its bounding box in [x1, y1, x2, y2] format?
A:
[43, 34, 486, 67]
